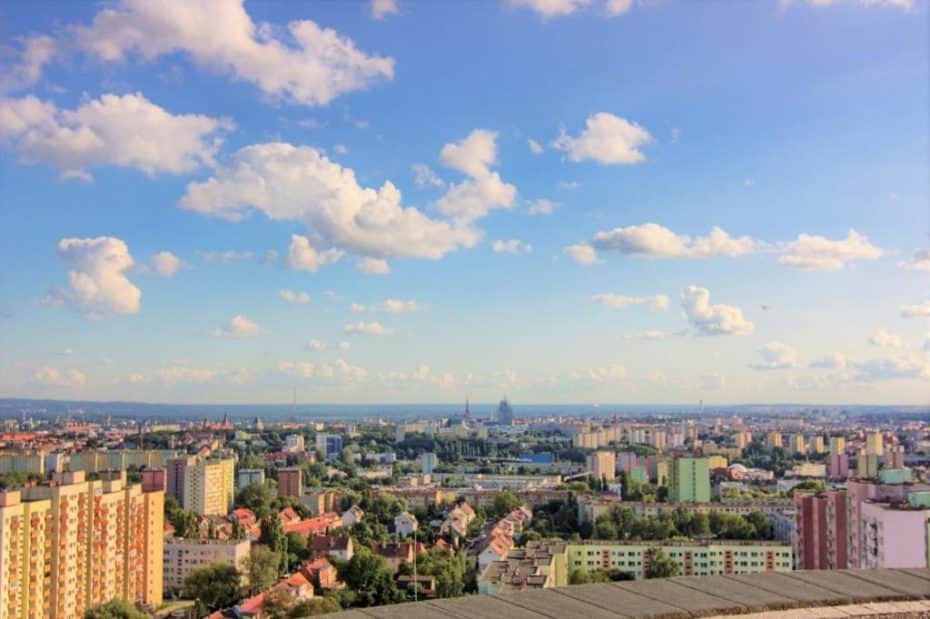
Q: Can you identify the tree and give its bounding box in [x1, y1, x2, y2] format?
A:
[287, 595, 343, 617]
[83, 600, 148, 619]
[237, 482, 275, 518]
[644, 547, 680, 579]
[338, 548, 401, 607]
[492, 490, 520, 518]
[259, 515, 289, 575]
[244, 545, 281, 595]
[569, 568, 609, 585]
[181, 562, 242, 611]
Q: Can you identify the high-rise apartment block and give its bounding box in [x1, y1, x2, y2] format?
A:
[277, 467, 303, 498]
[829, 436, 846, 455]
[315, 433, 343, 461]
[794, 491, 847, 570]
[586, 451, 617, 483]
[670, 457, 711, 503]
[866, 432, 884, 456]
[166, 457, 235, 515]
[0, 471, 163, 619]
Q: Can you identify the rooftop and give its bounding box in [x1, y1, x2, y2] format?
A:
[324, 568, 930, 618]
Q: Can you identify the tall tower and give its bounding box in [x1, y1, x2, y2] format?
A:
[464, 398, 472, 421]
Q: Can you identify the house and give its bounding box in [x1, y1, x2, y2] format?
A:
[341, 504, 364, 528]
[396, 574, 437, 598]
[301, 557, 341, 590]
[477, 533, 513, 570]
[440, 502, 476, 541]
[371, 541, 427, 573]
[394, 511, 418, 537]
[310, 535, 354, 562]
[278, 506, 301, 526]
[282, 511, 343, 540]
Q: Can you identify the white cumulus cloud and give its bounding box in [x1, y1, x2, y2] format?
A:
[67, 0, 394, 106]
[286, 234, 344, 272]
[899, 249, 930, 272]
[46, 237, 141, 318]
[181, 143, 478, 260]
[411, 163, 444, 188]
[527, 198, 558, 215]
[681, 285, 753, 336]
[527, 139, 544, 154]
[900, 300, 930, 318]
[593, 293, 669, 311]
[213, 314, 260, 338]
[591, 223, 756, 259]
[748, 341, 798, 370]
[279, 289, 311, 304]
[564, 242, 599, 265]
[777, 229, 881, 271]
[869, 329, 902, 349]
[150, 251, 183, 277]
[356, 257, 391, 275]
[0, 93, 230, 179]
[370, 0, 400, 20]
[492, 239, 533, 255]
[344, 321, 394, 336]
[34, 366, 87, 386]
[434, 129, 517, 223]
[552, 112, 652, 165]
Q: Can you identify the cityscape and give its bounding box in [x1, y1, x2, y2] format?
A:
[1, 1, 928, 618]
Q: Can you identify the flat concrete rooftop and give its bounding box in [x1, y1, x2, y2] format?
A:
[322, 569, 930, 618]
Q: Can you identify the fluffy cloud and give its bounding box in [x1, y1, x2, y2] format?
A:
[373, 299, 420, 313]
[278, 361, 315, 379]
[809, 353, 847, 370]
[591, 223, 756, 259]
[564, 242, 599, 265]
[370, 0, 400, 20]
[869, 329, 902, 349]
[199, 250, 253, 263]
[279, 289, 311, 304]
[492, 239, 532, 255]
[1, 35, 56, 90]
[434, 129, 517, 223]
[777, 229, 881, 271]
[356, 257, 391, 275]
[527, 139, 544, 154]
[593, 293, 668, 311]
[66, 0, 394, 106]
[181, 143, 478, 260]
[507, 0, 594, 18]
[901, 300, 930, 318]
[852, 357, 930, 382]
[286, 234, 344, 272]
[344, 321, 393, 336]
[553, 112, 652, 165]
[213, 314, 260, 338]
[899, 249, 930, 272]
[47, 237, 141, 318]
[0, 93, 230, 179]
[748, 341, 798, 370]
[681, 285, 753, 336]
[34, 366, 86, 386]
[527, 198, 558, 215]
[411, 163, 444, 188]
[306, 339, 327, 352]
[150, 251, 182, 277]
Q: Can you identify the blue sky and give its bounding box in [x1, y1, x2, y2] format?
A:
[0, 0, 927, 405]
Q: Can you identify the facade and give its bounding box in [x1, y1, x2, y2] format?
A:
[586, 450, 616, 483]
[163, 538, 250, 593]
[277, 467, 303, 498]
[300, 489, 342, 516]
[283, 434, 306, 453]
[794, 491, 847, 570]
[789, 434, 807, 456]
[479, 539, 791, 593]
[420, 452, 438, 474]
[866, 432, 884, 456]
[315, 434, 343, 461]
[141, 467, 166, 493]
[670, 457, 711, 503]
[828, 454, 849, 480]
[167, 457, 236, 516]
[237, 468, 265, 489]
[859, 502, 930, 568]
[394, 512, 418, 537]
[497, 399, 514, 425]
[0, 471, 163, 619]
[830, 436, 846, 455]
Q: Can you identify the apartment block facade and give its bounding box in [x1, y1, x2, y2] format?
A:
[0, 471, 163, 619]
[670, 457, 711, 503]
[166, 457, 235, 516]
[163, 538, 250, 593]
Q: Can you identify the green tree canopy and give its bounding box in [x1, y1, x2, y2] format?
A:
[644, 547, 681, 579]
[181, 562, 242, 611]
[83, 600, 148, 619]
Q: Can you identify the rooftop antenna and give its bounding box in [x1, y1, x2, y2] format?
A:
[699, 399, 704, 415]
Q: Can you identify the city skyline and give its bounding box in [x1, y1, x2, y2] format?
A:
[1, 0, 928, 405]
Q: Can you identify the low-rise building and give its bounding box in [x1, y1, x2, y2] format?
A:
[163, 538, 250, 593]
